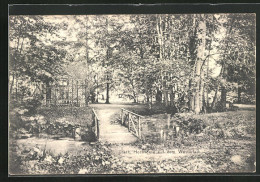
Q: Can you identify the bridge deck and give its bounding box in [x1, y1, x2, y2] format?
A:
[95, 108, 138, 144]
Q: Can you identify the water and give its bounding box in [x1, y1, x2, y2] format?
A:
[17, 135, 91, 155]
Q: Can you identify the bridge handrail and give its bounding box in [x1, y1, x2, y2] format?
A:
[92, 108, 100, 140]
[92, 108, 100, 121]
[121, 108, 144, 118]
[121, 108, 143, 139]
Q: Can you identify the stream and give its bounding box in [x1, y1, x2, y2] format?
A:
[16, 135, 91, 155]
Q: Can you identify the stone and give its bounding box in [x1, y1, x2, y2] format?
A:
[74, 128, 81, 140]
[231, 155, 243, 165]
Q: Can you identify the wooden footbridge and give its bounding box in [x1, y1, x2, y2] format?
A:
[91, 104, 144, 144]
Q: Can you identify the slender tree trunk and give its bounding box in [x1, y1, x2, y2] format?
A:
[162, 80, 168, 106]
[194, 15, 206, 114]
[221, 86, 227, 111]
[205, 58, 209, 108]
[219, 17, 235, 111]
[85, 79, 89, 106]
[194, 59, 202, 114]
[211, 86, 219, 109]
[146, 95, 149, 103]
[170, 89, 174, 106]
[164, 90, 169, 106]
[46, 81, 51, 106]
[221, 63, 227, 111]
[15, 74, 18, 100]
[156, 15, 168, 107]
[10, 73, 15, 96]
[106, 82, 110, 104]
[200, 66, 205, 111]
[96, 76, 99, 103]
[76, 81, 79, 106]
[71, 79, 74, 105]
[237, 85, 241, 104]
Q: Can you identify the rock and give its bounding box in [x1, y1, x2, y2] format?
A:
[44, 155, 55, 163]
[141, 145, 147, 150]
[78, 168, 88, 174]
[29, 116, 36, 121]
[231, 155, 243, 165]
[17, 109, 28, 115]
[74, 128, 81, 140]
[58, 157, 64, 164]
[74, 127, 96, 142]
[81, 131, 96, 142]
[38, 118, 47, 125]
[89, 142, 96, 146]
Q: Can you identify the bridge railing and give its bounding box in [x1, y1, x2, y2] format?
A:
[92, 108, 100, 140]
[121, 108, 143, 139]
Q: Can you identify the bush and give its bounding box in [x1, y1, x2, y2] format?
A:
[23, 97, 42, 115]
[173, 114, 207, 136]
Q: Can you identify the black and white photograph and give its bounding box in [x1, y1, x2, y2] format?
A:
[8, 13, 256, 174]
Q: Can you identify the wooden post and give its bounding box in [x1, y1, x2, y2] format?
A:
[160, 129, 164, 142]
[176, 126, 180, 137]
[76, 80, 79, 107]
[71, 79, 74, 105]
[54, 86, 57, 106]
[67, 79, 69, 104]
[96, 118, 99, 140]
[128, 113, 131, 131]
[96, 75, 99, 103]
[106, 82, 110, 104]
[15, 75, 18, 101]
[121, 109, 124, 125]
[167, 114, 171, 129]
[163, 131, 167, 141]
[138, 117, 141, 138]
[85, 79, 88, 106]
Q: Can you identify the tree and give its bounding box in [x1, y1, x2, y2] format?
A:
[215, 14, 255, 107]
[9, 15, 68, 102]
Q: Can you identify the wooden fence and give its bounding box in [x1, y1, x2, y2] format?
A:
[121, 108, 143, 139]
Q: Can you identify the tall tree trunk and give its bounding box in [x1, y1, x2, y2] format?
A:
[237, 85, 241, 104]
[211, 64, 224, 110]
[211, 86, 219, 109]
[106, 82, 110, 104]
[221, 64, 227, 111]
[194, 59, 202, 114]
[156, 88, 162, 103]
[219, 16, 235, 111]
[46, 81, 51, 106]
[156, 15, 168, 107]
[194, 15, 206, 114]
[15, 74, 18, 100]
[200, 66, 205, 112]
[76, 81, 79, 106]
[162, 80, 168, 106]
[188, 79, 194, 111]
[10, 73, 15, 97]
[205, 58, 209, 108]
[221, 86, 227, 111]
[85, 79, 89, 106]
[170, 89, 174, 106]
[132, 91, 137, 103]
[10, 20, 26, 100]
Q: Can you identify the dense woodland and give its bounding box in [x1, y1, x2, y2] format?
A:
[9, 14, 255, 113]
